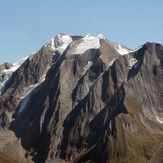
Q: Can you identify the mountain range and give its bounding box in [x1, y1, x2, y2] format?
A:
[0, 33, 163, 163]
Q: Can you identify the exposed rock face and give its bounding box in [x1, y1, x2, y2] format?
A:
[0, 34, 163, 163]
[0, 62, 13, 73]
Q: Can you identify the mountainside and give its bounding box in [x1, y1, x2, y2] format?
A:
[0, 34, 163, 163]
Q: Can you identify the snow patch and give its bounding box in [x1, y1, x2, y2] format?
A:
[107, 58, 117, 68]
[127, 57, 142, 69]
[47, 34, 73, 55]
[50, 38, 55, 50]
[156, 116, 163, 124]
[97, 34, 105, 39]
[3, 56, 28, 73]
[57, 44, 69, 55]
[133, 45, 143, 52]
[55, 34, 73, 54]
[0, 72, 12, 95]
[58, 34, 73, 45]
[133, 59, 142, 68]
[83, 61, 93, 75]
[129, 58, 138, 67]
[18, 74, 46, 114]
[75, 34, 100, 54]
[0, 57, 28, 95]
[18, 92, 31, 114]
[116, 44, 132, 55]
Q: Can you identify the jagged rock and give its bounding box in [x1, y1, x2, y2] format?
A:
[0, 34, 163, 163]
[0, 62, 13, 73]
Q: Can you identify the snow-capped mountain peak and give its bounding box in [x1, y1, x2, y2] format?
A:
[75, 34, 100, 54]
[45, 33, 73, 55]
[97, 34, 105, 39]
[1, 33, 163, 163]
[0, 33, 133, 96]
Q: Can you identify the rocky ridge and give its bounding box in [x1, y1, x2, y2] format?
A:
[0, 34, 163, 163]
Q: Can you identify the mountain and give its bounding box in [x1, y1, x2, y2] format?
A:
[0, 33, 163, 163]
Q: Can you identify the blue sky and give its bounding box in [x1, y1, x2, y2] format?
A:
[0, 1, 163, 64]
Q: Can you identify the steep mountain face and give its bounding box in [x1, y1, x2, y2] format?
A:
[0, 34, 163, 163]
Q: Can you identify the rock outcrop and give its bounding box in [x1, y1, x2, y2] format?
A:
[0, 62, 13, 73]
[0, 34, 163, 163]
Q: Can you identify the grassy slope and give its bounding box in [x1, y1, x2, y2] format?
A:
[108, 96, 163, 163]
[0, 152, 18, 163]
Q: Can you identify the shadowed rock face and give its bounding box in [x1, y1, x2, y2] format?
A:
[0, 34, 163, 163]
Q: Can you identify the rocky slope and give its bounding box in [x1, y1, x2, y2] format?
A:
[0, 34, 163, 163]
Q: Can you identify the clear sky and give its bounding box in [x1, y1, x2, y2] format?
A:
[0, 0, 163, 64]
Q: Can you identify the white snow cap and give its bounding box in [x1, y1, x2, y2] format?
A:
[116, 44, 133, 55]
[47, 33, 133, 56]
[97, 34, 105, 39]
[49, 34, 73, 55]
[75, 34, 100, 54]
[56, 34, 73, 45]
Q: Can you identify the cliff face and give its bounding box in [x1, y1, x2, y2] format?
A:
[0, 34, 163, 163]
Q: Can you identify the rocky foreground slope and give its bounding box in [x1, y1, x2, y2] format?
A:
[0, 34, 163, 163]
